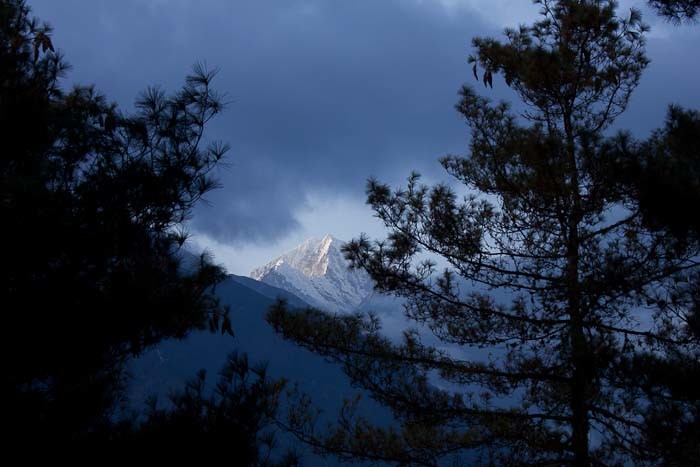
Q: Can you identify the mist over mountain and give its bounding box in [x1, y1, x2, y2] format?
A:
[251, 235, 375, 313]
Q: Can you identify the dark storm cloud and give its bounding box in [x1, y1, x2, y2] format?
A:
[29, 0, 495, 242]
[29, 0, 700, 243]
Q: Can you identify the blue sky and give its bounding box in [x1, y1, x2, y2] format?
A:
[30, 0, 700, 274]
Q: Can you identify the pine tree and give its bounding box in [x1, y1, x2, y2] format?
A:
[612, 2, 700, 457]
[608, 106, 700, 465]
[0, 0, 235, 439]
[269, 1, 699, 464]
[648, 0, 700, 22]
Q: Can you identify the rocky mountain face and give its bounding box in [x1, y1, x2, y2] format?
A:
[251, 235, 374, 313]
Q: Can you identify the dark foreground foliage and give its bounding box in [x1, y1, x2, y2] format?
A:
[0, 0, 278, 447]
[648, 0, 700, 22]
[111, 352, 299, 465]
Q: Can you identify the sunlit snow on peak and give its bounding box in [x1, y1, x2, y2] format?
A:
[251, 235, 375, 313]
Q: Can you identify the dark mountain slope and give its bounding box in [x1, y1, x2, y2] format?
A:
[128, 276, 390, 465]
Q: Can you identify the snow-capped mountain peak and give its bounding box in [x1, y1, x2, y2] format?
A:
[251, 235, 374, 313]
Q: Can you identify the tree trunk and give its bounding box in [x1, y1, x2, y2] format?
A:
[571, 322, 590, 467]
[564, 112, 589, 467]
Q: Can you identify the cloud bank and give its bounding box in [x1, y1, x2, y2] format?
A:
[30, 0, 700, 250]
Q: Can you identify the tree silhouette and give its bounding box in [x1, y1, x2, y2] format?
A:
[614, 2, 700, 458]
[269, 1, 699, 465]
[111, 352, 300, 466]
[605, 106, 700, 466]
[648, 0, 700, 22]
[1, 0, 236, 439]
